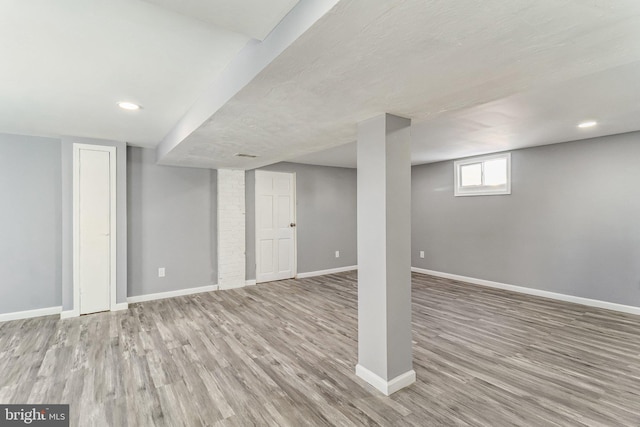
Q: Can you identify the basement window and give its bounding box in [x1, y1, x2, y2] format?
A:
[454, 153, 511, 196]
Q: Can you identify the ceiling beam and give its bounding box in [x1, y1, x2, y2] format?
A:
[156, 0, 340, 165]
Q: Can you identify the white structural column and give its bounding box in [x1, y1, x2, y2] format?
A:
[356, 113, 415, 395]
[217, 169, 246, 289]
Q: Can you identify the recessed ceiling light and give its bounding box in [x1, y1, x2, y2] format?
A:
[577, 120, 597, 128]
[118, 101, 141, 111]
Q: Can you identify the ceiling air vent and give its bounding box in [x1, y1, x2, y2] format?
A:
[235, 153, 258, 158]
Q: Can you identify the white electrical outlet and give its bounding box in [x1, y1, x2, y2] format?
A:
[158, 267, 166, 277]
[419, 251, 425, 259]
[335, 251, 340, 258]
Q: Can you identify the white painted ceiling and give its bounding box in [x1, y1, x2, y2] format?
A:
[0, 0, 298, 145]
[291, 60, 640, 168]
[290, 141, 357, 169]
[159, 0, 640, 170]
[141, 0, 300, 41]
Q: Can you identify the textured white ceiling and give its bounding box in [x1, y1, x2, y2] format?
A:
[290, 60, 640, 168]
[0, 0, 298, 145]
[290, 141, 357, 168]
[160, 0, 640, 170]
[141, 0, 300, 40]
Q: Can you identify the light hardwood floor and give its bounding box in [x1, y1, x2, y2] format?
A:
[1, 272, 639, 426]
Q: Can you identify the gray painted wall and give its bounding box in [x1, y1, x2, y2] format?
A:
[61, 137, 128, 310]
[246, 162, 357, 280]
[0, 134, 62, 314]
[412, 132, 640, 307]
[127, 147, 216, 296]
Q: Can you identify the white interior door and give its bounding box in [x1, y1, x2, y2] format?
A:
[74, 144, 116, 315]
[256, 171, 296, 283]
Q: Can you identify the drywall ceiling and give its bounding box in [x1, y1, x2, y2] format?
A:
[290, 60, 640, 168]
[159, 0, 640, 170]
[291, 141, 357, 168]
[0, 0, 298, 145]
[141, 0, 300, 40]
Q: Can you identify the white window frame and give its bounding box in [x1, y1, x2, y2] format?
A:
[454, 152, 511, 197]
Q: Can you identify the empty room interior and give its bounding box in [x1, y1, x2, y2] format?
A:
[2, 0, 640, 426]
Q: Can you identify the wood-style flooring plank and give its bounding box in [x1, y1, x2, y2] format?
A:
[1, 271, 639, 426]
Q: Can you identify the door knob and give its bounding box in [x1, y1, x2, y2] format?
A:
[290, 223, 296, 227]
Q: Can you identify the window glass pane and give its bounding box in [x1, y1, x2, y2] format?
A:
[484, 158, 507, 186]
[460, 163, 482, 186]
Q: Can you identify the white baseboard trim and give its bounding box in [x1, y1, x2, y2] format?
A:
[127, 284, 219, 304]
[60, 302, 129, 319]
[245, 280, 257, 286]
[0, 306, 62, 323]
[60, 309, 79, 319]
[355, 364, 416, 396]
[61, 303, 127, 320]
[113, 302, 129, 311]
[412, 267, 640, 316]
[297, 265, 358, 279]
[219, 283, 247, 290]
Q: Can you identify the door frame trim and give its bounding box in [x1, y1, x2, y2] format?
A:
[72, 143, 117, 317]
[255, 170, 297, 284]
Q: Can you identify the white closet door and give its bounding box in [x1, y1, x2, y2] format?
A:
[74, 145, 115, 315]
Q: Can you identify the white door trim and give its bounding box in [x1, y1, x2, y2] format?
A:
[255, 170, 297, 283]
[292, 173, 297, 279]
[72, 143, 117, 317]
